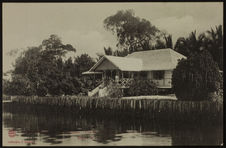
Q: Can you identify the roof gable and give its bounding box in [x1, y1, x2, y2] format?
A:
[90, 55, 143, 71]
[95, 58, 119, 70]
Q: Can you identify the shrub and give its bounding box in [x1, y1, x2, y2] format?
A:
[3, 74, 35, 96]
[106, 81, 123, 98]
[172, 50, 222, 101]
[36, 82, 48, 96]
[127, 79, 158, 96]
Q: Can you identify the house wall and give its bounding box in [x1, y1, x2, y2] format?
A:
[147, 70, 172, 79]
[164, 70, 172, 87]
[147, 71, 153, 79]
[147, 70, 173, 88]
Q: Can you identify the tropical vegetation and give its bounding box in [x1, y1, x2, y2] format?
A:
[3, 9, 223, 100]
[3, 35, 96, 96]
[172, 50, 222, 101]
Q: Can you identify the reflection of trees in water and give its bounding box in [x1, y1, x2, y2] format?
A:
[2, 103, 223, 145]
[171, 121, 223, 146]
[93, 119, 124, 144]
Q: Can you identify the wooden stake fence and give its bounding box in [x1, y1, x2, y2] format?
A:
[9, 96, 223, 122]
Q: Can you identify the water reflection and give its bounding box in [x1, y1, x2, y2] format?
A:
[2, 103, 223, 146]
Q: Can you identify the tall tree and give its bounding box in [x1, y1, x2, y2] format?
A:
[103, 46, 129, 57]
[104, 9, 160, 54]
[152, 34, 173, 49]
[75, 54, 96, 77]
[174, 25, 223, 70]
[113, 48, 129, 57]
[5, 34, 77, 96]
[41, 34, 76, 58]
[104, 47, 113, 55]
[204, 25, 223, 70]
[38, 35, 76, 96]
[164, 34, 173, 49]
[154, 39, 166, 49]
[174, 31, 205, 57]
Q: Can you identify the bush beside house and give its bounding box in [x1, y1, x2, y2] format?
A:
[106, 81, 124, 98]
[126, 79, 158, 96]
[172, 50, 222, 101]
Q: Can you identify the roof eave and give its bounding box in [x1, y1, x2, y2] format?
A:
[89, 56, 106, 71]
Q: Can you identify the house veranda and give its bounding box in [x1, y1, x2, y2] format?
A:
[83, 48, 186, 97]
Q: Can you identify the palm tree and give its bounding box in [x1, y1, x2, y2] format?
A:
[164, 34, 173, 49]
[104, 47, 113, 55]
[174, 37, 189, 56]
[204, 25, 223, 70]
[174, 31, 205, 57]
[152, 33, 173, 50]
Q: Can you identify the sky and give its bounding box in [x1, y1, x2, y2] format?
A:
[3, 2, 223, 73]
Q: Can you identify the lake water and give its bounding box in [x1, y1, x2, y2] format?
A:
[2, 103, 223, 146]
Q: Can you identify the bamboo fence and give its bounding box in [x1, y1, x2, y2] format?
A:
[9, 96, 223, 122]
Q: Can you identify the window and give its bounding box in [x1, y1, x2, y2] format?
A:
[123, 71, 129, 78]
[153, 71, 164, 80]
[140, 71, 148, 79]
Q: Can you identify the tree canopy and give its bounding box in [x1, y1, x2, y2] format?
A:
[204, 25, 223, 70]
[174, 25, 223, 70]
[104, 9, 160, 53]
[172, 50, 222, 101]
[3, 35, 96, 96]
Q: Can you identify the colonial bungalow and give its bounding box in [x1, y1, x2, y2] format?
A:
[82, 48, 186, 97]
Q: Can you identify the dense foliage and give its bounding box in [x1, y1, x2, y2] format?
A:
[174, 25, 223, 70]
[106, 82, 124, 98]
[104, 9, 164, 54]
[3, 35, 96, 96]
[172, 50, 222, 101]
[104, 10, 222, 71]
[3, 9, 223, 99]
[127, 80, 158, 96]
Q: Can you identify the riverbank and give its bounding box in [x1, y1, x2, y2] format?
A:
[6, 95, 223, 123]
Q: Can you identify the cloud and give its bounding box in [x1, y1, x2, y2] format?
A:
[152, 15, 222, 44]
[61, 30, 116, 58]
[152, 15, 197, 43]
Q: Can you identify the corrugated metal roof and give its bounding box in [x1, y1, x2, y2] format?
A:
[89, 48, 186, 72]
[105, 56, 143, 71]
[126, 48, 186, 71]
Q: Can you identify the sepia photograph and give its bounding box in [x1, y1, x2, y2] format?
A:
[2, 2, 223, 146]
